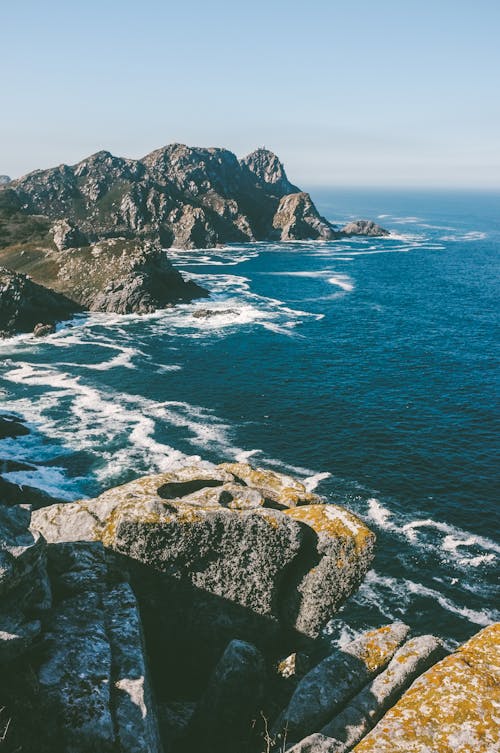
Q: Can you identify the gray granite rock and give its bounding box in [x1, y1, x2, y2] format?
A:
[320, 635, 447, 751]
[188, 639, 266, 751]
[38, 541, 162, 753]
[272, 192, 337, 241]
[286, 733, 345, 753]
[275, 623, 410, 742]
[32, 464, 375, 694]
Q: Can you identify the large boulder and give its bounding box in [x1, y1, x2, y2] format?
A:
[283, 505, 376, 637]
[31, 463, 375, 690]
[275, 623, 410, 742]
[352, 623, 500, 753]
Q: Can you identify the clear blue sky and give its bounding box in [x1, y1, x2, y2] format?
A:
[2, 0, 499, 187]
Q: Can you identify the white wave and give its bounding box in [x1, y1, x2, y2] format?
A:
[366, 498, 397, 530]
[234, 449, 262, 463]
[303, 471, 331, 492]
[355, 571, 499, 628]
[2, 465, 78, 501]
[439, 231, 487, 242]
[327, 275, 354, 291]
[402, 519, 500, 555]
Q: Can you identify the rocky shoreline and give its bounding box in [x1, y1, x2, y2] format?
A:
[0, 145, 388, 337]
[0, 415, 498, 753]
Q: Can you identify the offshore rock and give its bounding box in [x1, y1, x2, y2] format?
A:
[275, 623, 410, 742]
[352, 623, 500, 753]
[0, 266, 80, 337]
[33, 322, 55, 337]
[341, 220, 389, 237]
[0, 413, 30, 439]
[320, 634, 446, 752]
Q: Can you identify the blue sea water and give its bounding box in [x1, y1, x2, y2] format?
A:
[1, 188, 499, 647]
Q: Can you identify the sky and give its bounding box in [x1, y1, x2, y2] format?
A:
[1, 0, 499, 188]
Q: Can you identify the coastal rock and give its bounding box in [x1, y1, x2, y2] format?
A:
[51, 218, 87, 250]
[275, 623, 410, 741]
[38, 541, 162, 753]
[0, 413, 30, 439]
[0, 474, 66, 509]
[192, 307, 239, 319]
[341, 220, 389, 237]
[272, 192, 337, 241]
[0, 505, 50, 668]
[0, 266, 80, 337]
[33, 322, 55, 337]
[286, 733, 345, 753]
[218, 462, 321, 508]
[351, 623, 500, 753]
[187, 639, 266, 752]
[320, 634, 446, 751]
[55, 238, 208, 313]
[31, 464, 375, 686]
[282, 505, 376, 637]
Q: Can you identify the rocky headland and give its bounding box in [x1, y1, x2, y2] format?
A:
[0, 145, 388, 336]
[0, 415, 497, 753]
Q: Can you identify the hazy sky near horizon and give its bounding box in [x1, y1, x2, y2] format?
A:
[2, 0, 499, 187]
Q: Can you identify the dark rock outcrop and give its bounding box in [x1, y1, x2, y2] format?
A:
[341, 220, 389, 237]
[187, 638, 266, 752]
[0, 414, 30, 440]
[273, 192, 338, 241]
[0, 175, 11, 185]
[0, 266, 80, 337]
[0, 239, 207, 336]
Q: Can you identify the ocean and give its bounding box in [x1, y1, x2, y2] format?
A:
[1, 188, 498, 648]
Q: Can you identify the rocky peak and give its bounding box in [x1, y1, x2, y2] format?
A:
[241, 148, 298, 196]
[142, 143, 244, 197]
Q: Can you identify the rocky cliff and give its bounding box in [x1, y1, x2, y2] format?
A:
[0, 144, 389, 335]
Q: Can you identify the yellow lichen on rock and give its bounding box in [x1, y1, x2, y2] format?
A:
[284, 504, 375, 553]
[352, 623, 500, 753]
[218, 462, 320, 506]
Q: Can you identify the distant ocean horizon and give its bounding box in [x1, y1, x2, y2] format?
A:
[1, 187, 498, 647]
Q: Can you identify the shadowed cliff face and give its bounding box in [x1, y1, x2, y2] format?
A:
[3, 144, 336, 250]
